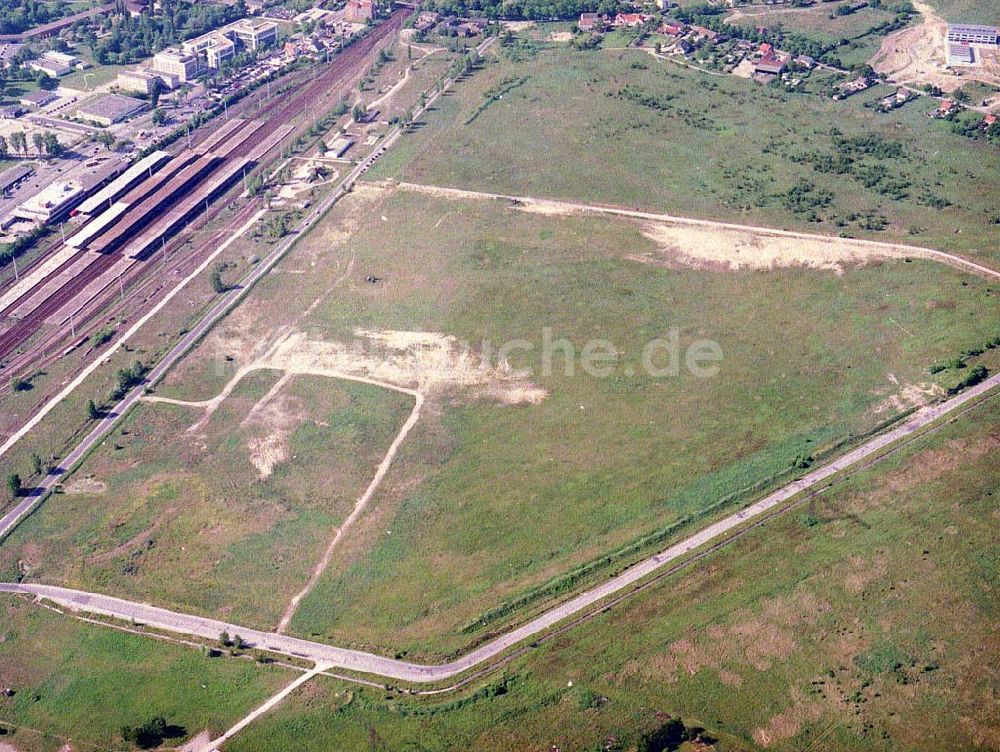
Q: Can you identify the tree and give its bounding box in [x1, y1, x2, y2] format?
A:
[30, 452, 43, 476]
[10, 375, 29, 391]
[32, 131, 44, 156]
[232, 634, 245, 649]
[0, 135, 7, 159]
[9, 130, 27, 156]
[35, 70, 57, 90]
[94, 130, 116, 150]
[209, 265, 226, 294]
[219, 630, 231, 647]
[352, 103, 367, 122]
[150, 107, 166, 126]
[149, 76, 164, 108]
[86, 399, 100, 419]
[5, 473, 21, 499]
[42, 132, 63, 158]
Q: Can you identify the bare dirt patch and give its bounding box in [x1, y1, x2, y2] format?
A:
[635, 222, 895, 274]
[872, 380, 944, 415]
[268, 329, 547, 404]
[753, 687, 825, 747]
[241, 373, 306, 479]
[62, 476, 107, 495]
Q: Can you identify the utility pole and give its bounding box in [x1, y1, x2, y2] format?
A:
[118, 273, 125, 302]
[69, 311, 75, 338]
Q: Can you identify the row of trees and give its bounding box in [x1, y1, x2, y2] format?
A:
[0, 130, 64, 158]
[424, 0, 623, 21]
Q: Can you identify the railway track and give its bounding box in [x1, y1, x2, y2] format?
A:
[0, 9, 411, 398]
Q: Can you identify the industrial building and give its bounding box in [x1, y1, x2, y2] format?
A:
[152, 48, 204, 83]
[116, 69, 178, 93]
[228, 19, 279, 49]
[76, 94, 149, 126]
[0, 164, 34, 195]
[13, 182, 87, 223]
[19, 89, 58, 108]
[947, 24, 999, 45]
[178, 18, 279, 73]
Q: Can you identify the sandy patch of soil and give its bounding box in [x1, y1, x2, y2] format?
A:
[503, 21, 536, 31]
[871, 0, 1000, 92]
[635, 222, 894, 273]
[241, 373, 306, 479]
[277, 160, 340, 200]
[549, 31, 574, 42]
[872, 380, 943, 415]
[267, 329, 547, 405]
[62, 476, 107, 495]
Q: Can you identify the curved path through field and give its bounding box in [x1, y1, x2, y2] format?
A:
[388, 181, 1000, 279]
[3, 367, 998, 685]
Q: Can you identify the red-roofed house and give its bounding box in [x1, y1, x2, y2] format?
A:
[759, 42, 773, 56]
[578, 12, 607, 32]
[659, 22, 684, 36]
[614, 13, 645, 28]
[754, 52, 788, 76]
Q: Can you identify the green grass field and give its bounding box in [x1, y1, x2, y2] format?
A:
[0, 373, 414, 629]
[226, 396, 1000, 752]
[925, 0, 1000, 25]
[0, 596, 293, 751]
[370, 45, 1000, 263]
[726, 3, 898, 44]
[274, 189, 1000, 655]
[4, 183, 996, 651]
[17, 169, 988, 655]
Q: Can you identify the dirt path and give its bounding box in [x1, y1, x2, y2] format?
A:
[385, 180, 1000, 279]
[199, 662, 332, 751]
[367, 48, 442, 113]
[276, 384, 423, 633]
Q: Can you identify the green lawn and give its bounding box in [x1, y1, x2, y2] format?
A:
[0, 595, 293, 751]
[5, 183, 996, 653]
[925, 0, 1000, 25]
[227, 396, 1000, 752]
[370, 44, 1000, 263]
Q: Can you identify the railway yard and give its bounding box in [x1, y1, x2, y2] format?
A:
[0, 8, 408, 442]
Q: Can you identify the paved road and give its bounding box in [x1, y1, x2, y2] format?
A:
[3, 369, 997, 683]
